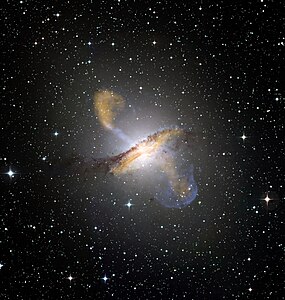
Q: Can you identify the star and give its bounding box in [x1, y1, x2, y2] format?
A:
[152, 40, 157, 45]
[248, 287, 252, 292]
[241, 133, 247, 141]
[67, 275, 74, 282]
[102, 274, 108, 283]
[264, 194, 270, 203]
[125, 201, 133, 208]
[54, 131, 59, 136]
[6, 167, 15, 178]
[0, 263, 4, 269]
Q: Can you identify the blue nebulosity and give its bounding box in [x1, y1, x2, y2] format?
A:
[112, 127, 133, 145]
[155, 164, 198, 208]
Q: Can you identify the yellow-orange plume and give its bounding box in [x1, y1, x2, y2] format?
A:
[93, 90, 125, 129]
[160, 156, 190, 198]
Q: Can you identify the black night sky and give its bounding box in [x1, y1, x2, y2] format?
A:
[1, 1, 284, 299]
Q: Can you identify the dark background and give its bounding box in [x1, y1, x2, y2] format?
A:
[1, 0, 284, 299]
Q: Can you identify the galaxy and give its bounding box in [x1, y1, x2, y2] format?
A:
[92, 89, 198, 208]
[1, 1, 284, 299]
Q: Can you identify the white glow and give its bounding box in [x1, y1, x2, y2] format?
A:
[6, 168, 15, 178]
[125, 201, 133, 208]
[264, 194, 270, 202]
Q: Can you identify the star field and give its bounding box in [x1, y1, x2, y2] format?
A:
[1, 1, 284, 299]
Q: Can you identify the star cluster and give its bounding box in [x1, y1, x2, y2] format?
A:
[1, 1, 284, 299]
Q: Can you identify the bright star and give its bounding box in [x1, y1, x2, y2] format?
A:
[241, 133, 247, 140]
[67, 275, 74, 282]
[54, 131, 59, 136]
[0, 263, 3, 269]
[6, 167, 15, 178]
[152, 40, 157, 45]
[264, 194, 271, 203]
[125, 201, 133, 208]
[102, 274, 108, 283]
